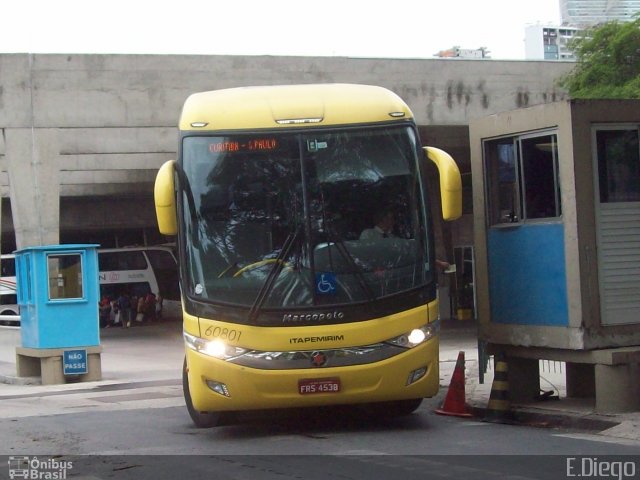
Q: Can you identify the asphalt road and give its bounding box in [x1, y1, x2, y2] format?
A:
[1, 386, 639, 480]
[1, 320, 639, 479]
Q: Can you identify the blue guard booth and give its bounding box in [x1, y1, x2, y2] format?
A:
[14, 244, 102, 385]
[470, 100, 640, 413]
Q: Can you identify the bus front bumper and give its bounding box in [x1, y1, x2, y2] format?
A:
[185, 338, 439, 412]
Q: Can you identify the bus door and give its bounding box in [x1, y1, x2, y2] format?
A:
[483, 131, 569, 327]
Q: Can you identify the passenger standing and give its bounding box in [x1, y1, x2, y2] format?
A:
[110, 299, 120, 326]
[144, 292, 157, 322]
[137, 295, 146, 323]
[130, 295, 138, 322]
[117, 292, 132, 328]
[156, 293, 163, 320]
[99, 295, 111, 328]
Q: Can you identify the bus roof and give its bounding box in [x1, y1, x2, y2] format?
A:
[179, 84, 414, 132]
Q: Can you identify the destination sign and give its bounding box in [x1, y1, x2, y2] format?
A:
[209, 138, 279, 153]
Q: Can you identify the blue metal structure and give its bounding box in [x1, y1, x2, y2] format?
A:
[471, 100, 640, 413]
[487, 223, 569, 326]
[15, 244, 100, 349]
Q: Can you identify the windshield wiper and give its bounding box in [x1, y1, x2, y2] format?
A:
[315, 188, 376, 304]
[325, 238, 377, 303]
[247, 228, 299, 324]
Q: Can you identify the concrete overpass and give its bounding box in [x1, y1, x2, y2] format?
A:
[0, 53, 574, 251]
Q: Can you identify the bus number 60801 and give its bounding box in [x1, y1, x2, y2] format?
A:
[204, 326, 242, 342]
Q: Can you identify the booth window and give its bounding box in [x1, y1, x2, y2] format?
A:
[48, 253, 84, 300]
[484, 132, 561, 225]
[596, 128, 640, 203]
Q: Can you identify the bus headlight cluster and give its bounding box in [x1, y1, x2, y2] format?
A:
[385, 321, 439, 349]
[184, 331, 248, 360]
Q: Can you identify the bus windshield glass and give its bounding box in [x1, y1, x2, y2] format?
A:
[181, 126, 431, 309]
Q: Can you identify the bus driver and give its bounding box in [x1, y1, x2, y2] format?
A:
[360, 208, 396, 240]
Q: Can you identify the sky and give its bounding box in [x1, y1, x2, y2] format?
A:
[1, 0, 561, 60]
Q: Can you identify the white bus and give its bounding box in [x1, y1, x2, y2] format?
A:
[0, 254, 20, 326]
[98, 246, 181, 319]
[1, 247, 181, 327]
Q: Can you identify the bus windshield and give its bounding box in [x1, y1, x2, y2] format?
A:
[181, 125, 432, 310]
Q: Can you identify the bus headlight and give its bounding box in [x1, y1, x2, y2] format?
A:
[183, 331, 248, 360]
[385, 321, 439, 348]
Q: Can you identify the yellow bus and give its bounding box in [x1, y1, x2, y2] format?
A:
[154, 84, 462, 427]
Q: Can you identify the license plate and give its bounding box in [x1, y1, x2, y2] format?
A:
[298, 378, 341, 395]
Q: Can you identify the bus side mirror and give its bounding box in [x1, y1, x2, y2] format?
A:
[423, 146, 462, 221]
[154, 160, 178, 235]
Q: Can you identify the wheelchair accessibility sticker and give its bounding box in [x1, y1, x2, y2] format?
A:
[315, 272, 337, 295]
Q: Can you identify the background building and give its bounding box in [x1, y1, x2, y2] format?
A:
[433, 47, 490, 59]
[525, 0, 639, 60]
[525, 25, 580, 60]
[0, 53, 574, 319]
[560, 0, 640, 26]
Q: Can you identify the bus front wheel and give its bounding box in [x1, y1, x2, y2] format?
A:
[183, 358, 222, 428]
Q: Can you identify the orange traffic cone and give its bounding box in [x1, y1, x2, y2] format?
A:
[435, 351, 473, 417]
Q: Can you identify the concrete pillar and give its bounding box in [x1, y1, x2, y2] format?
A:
[5, 128, 60, 248]
[595, 363, 640, 413]
[566, 362, 595, 398]
[507, 356, 540, 403]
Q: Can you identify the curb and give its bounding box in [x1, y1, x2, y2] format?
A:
[0, 374, 41, 386]
[468, 404, 620, 433]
